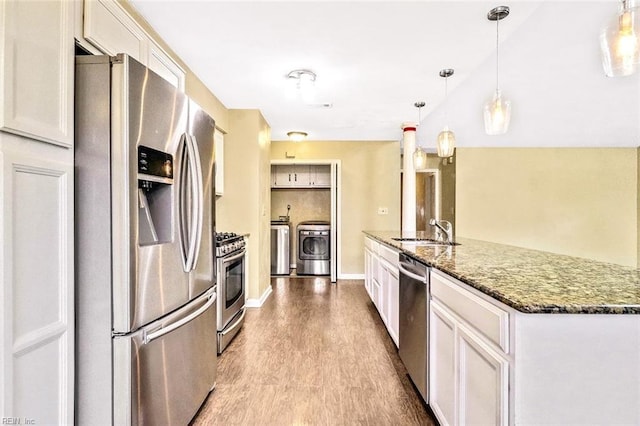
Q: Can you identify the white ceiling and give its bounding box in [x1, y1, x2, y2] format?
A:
[130, 1, 639, 146]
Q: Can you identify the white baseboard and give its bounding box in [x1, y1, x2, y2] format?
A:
[338, 273, 365, 280]
[245, 284, 273, 308]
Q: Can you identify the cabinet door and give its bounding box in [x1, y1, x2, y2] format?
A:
[0, 0, 74, 147]
[83, 0, 146, 60]
[310, 164, 331, 187]
[1, 136, 74, 424]
[458, 324, 509, 426]
[147, 40, 185, 90]
[291, 165, 310, 187]
[378, 262, 389, 326]
[272, 165, 294, 187]
[430, 301, 457, 426]
[387, 266, 399, 347]
[214, 129, 224, 196]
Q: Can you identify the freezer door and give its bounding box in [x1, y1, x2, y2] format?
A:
[113, 289, 217, 426]
[111, 55, 190, 333]
[187, 100, 216, 299]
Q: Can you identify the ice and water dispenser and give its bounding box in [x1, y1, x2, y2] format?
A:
[137, 145, 174, 245]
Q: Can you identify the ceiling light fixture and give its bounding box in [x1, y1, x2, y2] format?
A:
[287, 131, 308, 142]
[437, 69, 456, 158]
[412, 101, 428, 170]
[601, 0, 640, 77]
[287, 69, 316, 103]
[484, 6, 511, 135]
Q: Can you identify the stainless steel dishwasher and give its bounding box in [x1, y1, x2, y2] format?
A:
[398, 253, 430, 403]
[270, 221, 291, 275]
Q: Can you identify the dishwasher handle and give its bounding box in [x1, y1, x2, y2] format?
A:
[398, 262, 428, 283]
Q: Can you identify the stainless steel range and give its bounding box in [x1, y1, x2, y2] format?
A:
[216, 232, 246, 353]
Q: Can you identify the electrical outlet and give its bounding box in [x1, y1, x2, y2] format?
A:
[378, 207, 389, 215]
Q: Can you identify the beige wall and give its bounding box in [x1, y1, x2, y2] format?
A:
[271, 140, 400, 275]
[456, 148, 638, 267]
[217, 110, 271, 300]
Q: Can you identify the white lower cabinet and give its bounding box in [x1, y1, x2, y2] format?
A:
[430, 270, 510, 426]
[457, 324, 509, 425]
[363, 236, 399, 347]
[430, 301, 457, 425]
[0, 135, 74, 424]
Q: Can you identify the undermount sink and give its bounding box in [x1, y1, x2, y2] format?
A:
[392, 237, 460, 246]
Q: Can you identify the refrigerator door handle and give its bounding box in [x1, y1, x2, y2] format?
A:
[179, 133, 203, 272]
[143, 291, 216, 344]
[186, 134, 204, 272]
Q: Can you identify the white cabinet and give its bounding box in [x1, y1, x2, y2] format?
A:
[0, 0, 74, 147]
[430, 301, 457, 425]
[1, 135, 74, 425]
[214, 129, 224, 196]
[458, 324, 509, 425]
[147, 40, 186, 90]
[83, 0, 146, 59]
[429, 270, 510, 426]
[363, 236, 400, 347]
[0, 3, 75, 422]
[271, 164, 331, 188]
[82, 0, 185, 89]
[309, 164, 331, 187]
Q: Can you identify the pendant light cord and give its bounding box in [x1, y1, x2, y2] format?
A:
[444, 76, 449, 124]
[496, 16, 500, 92]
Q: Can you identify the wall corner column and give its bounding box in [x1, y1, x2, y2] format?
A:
[402, 122, 417, 233]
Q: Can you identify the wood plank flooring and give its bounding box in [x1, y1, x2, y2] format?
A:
[191, 277, 436, 426]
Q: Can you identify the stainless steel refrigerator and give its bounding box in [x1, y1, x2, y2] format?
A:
[75, 54, 217, 425]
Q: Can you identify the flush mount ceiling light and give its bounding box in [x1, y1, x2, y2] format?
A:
[287, 69, 316, 103]
[484, 6, 512, 135]
[601, 0, 640, 77]
[437, 69, 456, 158]
[412, 101, 428, 170]
[287, 131, 308, 142]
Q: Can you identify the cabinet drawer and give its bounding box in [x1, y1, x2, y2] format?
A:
[431, 271, 510, 353]
[379, 244, 399, 266]
[365, 237, 380, 253]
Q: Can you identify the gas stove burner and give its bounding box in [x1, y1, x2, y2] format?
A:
[215, 232, 245, 256]
[215, 232, 238, 243]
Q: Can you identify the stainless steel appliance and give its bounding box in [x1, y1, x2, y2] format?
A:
[75, 54, 217, 425]
[399, 253, 430, 403]
[271, 221, 291, 275]
[296, 220, 330, 275]
[216, 232, 246, 353]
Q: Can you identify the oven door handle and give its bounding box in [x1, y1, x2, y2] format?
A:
[222, 248, 246, 265]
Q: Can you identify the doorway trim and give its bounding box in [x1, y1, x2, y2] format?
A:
[270, 159, 341, 283]
[417, 168, 442, 221]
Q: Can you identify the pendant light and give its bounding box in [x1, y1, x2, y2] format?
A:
[600, 0, 640, 77]
[437, 69, 455, 158]
[412, 102, 428, 170]
[484, 6, 511, 135]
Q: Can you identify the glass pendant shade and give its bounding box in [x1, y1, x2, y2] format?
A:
[484, 89, 511, 135]
[413, 147, 428, 170]
[437, 127, 456, 158]
[600, 1, 640, 77]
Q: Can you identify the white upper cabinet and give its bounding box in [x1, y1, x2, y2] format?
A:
[82, 0, 185, 89]
[147, 41, 186, 91]
[83, 0, 145, 59]
[0, 0, 74, 147]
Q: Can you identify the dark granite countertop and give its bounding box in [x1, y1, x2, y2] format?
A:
[364, 231, 640, 314]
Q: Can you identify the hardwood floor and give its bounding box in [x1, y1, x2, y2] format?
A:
[191, 277, 436, 425]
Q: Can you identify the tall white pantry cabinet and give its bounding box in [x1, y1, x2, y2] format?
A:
[0, 0, 75, 424]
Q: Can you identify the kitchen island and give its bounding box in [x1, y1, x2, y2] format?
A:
[364, 231, 640, 425]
